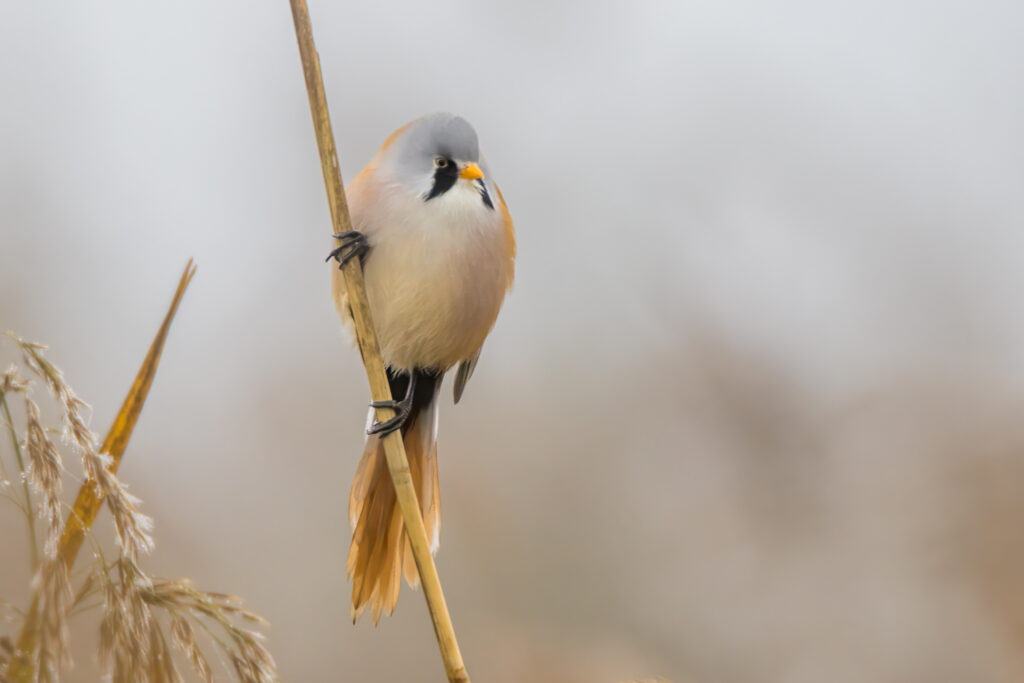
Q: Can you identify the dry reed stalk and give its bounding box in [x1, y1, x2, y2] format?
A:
[4, 261, 196, 682]
[1, 365, 39, 570]
[90, 556, 276, 683]
[287, 2, 470, 681]
[4, 261, 278, 682]
[56, 259, 197, 565]
[23, 399, 64, 558]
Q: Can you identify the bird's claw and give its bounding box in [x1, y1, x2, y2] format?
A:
[367, 397, 413, 436]
[326, 231, 368, 268]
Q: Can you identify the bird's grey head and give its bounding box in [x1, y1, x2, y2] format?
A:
[377, 113, 494, 209]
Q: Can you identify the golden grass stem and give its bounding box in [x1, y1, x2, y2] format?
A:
[59, 260, 195, 567]
[4, 260, 197, 682]
[286, 3, 470, 681]
[1, 394, 39, 571]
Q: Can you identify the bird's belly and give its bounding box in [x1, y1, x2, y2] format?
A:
[363, 228, 507, 371]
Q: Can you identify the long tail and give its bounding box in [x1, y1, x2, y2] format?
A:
[347, 368, 442, 623]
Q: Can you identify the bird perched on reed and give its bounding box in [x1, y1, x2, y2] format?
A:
[328, 112, 515, 623]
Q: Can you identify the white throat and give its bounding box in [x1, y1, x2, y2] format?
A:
[356, 173, 509, 370]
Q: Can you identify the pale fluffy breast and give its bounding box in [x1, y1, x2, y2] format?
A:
[333, 166, 513, 372]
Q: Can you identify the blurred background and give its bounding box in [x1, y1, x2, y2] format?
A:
[2, 1, 1024, 681]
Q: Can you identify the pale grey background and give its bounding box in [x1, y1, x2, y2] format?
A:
[2, 1, 1024, 681]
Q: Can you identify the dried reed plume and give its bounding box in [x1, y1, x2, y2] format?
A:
[23, 397, 64, 557]
[1, 262, 279, 682]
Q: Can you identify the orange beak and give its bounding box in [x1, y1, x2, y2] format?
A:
[459, 163, 484, 181]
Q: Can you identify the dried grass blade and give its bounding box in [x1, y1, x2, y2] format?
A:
[4, 260, 196, 683]
[59, 259, 196, 566]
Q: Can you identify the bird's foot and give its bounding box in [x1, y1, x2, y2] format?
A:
[326, 231, 368, 269]
[367, 396, 413, 436]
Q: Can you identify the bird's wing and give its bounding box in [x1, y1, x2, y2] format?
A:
[453, 349, 481, 404]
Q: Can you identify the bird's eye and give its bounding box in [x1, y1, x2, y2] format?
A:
[434, 157, 449, 169]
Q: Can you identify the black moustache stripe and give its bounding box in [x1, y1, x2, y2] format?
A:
[477, 179, 495, 210]
[425, 161, 458, 201]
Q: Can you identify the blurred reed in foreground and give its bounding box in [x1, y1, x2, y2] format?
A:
[1, 262, 278, 682]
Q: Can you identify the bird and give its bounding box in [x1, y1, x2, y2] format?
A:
[327, 112, 516, 623]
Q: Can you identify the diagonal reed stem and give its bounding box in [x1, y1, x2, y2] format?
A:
[59, 260, 196, 567]
[286, 3, 470, 681]
[4, 260, 197, 682]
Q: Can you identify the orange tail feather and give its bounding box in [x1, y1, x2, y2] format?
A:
[347, 373, 440, 623]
